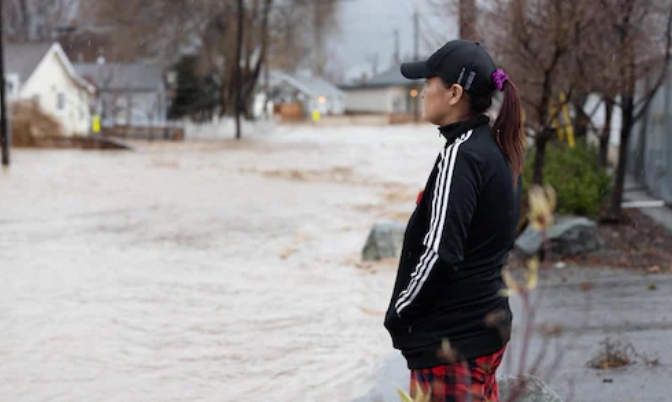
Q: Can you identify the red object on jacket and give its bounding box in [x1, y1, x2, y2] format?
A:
[416, 190, 424, 205]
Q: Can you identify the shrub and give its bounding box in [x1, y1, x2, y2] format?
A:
[10, 100, 64, 147]
[522, 140, 611, 218]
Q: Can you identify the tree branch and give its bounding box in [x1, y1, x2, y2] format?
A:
[632, 2, 672, 121]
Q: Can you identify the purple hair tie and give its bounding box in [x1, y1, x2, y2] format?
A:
[492, 68, 509, 91]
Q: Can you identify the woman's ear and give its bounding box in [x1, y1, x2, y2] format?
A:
[448, 84, 464, 106]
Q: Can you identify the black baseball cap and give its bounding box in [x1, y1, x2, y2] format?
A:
[401, 40, 498, 96]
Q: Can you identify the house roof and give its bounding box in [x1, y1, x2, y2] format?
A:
[270, 71, 343, 97]
[341, 64, 422, 89]
[5, 42, 96, 94]
[74, 63, 164, 91]
[5, 43, 54, 81]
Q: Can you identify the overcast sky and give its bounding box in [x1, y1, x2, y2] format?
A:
[334, 0, 459, 82]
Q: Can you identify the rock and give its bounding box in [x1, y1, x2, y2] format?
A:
[498, 374, 564, 402]
[515, 226, 544, 257]
[515, 216, 601, 258]
[362, 220, 406, 261]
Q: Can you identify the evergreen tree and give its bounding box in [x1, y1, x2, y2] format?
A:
[168, 56, 219, 122]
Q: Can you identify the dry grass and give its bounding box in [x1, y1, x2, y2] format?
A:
[586, 336, 659, 369]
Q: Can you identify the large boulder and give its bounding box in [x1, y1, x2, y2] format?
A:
[362, 220, 406, 261]
[515, 216, 601, 258]
[499, 374, 564, 402]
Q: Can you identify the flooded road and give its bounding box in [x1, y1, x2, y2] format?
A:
[0, 126, 443, 402]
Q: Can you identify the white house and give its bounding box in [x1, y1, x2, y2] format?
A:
[5, 42, 96, 136]
[268, 70, 345, 117]
[340, 65, 422, 114]
[74, 61, 168, 128]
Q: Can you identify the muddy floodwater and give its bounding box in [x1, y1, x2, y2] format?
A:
[0, 126, 444, 402]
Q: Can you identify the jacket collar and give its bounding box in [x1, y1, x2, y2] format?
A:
[438, 114, 490, 145]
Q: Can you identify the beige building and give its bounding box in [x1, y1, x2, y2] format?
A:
[340, 65, 422, 114]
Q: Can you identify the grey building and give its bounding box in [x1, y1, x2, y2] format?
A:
[74, 61, 168, 128]
[268, 71, 345, 117]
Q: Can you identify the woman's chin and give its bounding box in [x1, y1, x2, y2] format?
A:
[423, 114, 440, 126]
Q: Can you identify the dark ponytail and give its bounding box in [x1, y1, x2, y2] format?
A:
[492, 80, 525, 179]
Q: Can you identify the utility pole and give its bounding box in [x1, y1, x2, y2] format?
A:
[412, 9, 420, 123]
[413, 10, 419, 60]
[235, 0, 244, 140]
[393, 29, 400, 66]
[0, 0, 10, 166]
[313, 2, 324, 76]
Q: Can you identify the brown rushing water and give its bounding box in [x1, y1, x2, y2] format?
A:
[0, 126, 443, 402]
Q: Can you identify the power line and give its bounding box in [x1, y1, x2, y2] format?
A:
[272, 0, 359, 9]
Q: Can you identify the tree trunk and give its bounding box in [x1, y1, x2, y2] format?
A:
[459, 0, 477, 40]
[19, 0, 31, 41]
[606, 95, 634, 221]
[532, 129, 552, 185]
[599, 98, 613, 167]
[235, 0, 244, 139]
[571, 94, 589, 139]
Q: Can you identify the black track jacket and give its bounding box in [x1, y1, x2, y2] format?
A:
[384, 115, 520, 369]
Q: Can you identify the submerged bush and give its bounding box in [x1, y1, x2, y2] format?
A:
[10, 100, 64, 147]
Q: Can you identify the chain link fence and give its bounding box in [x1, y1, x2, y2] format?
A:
[628, 70, 672, 204]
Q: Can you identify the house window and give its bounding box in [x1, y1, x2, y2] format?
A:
[5, 74, 19, 99]
[392, 96, 405, 112]
[57, 92, 66, 111]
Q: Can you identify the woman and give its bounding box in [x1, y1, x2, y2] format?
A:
[383, 40, 525, 402]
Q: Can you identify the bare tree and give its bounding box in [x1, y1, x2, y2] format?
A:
[3, 0, 77, 42]
[601, 0, 672, 221]
[425, 0, 480, 42]
[484, 0, 596, 185]
[433, 0, 672, 220]
[86, 0, 342, 126]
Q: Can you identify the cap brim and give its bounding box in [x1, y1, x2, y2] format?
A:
[400, 61, 433, 79]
